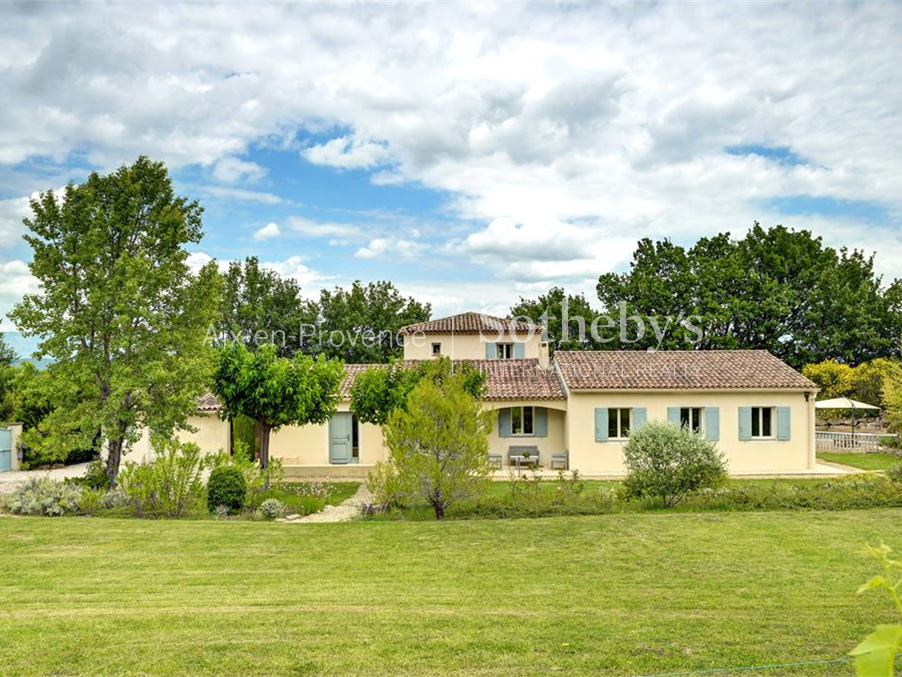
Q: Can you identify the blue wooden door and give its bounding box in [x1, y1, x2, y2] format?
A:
[0, 429, 12, 472]
[329, 413, 352, 464]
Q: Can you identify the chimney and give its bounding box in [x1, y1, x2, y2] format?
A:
[539, 341, 550, 369]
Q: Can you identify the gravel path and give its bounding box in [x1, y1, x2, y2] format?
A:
[0, 462, 90, 493]
[281, 483, 372, 523]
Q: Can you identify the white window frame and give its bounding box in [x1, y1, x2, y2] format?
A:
[496, 342, 514, 359]
[680, 407, 705, 435]
[608, 407, 631, 440]
[751, 406, 775, 439]
[511, 406, 534, 436]
[431, 342, 442, 356]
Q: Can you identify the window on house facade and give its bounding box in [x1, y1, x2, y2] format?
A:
[751, 407, 774, 438]
[431, 342, 441, 356]
[497, 343, 514, 359]
[680, 407, 704, 434]
[511, 406, 534, 435]
[607, 408, 631, 439]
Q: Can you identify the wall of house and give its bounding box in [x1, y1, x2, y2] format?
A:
[403, 332, 545, 360]
[484, 400, 567, 469]
[268, 402, 389, 467]
[124, 413, 230, 464]
[566, 390, 815, 476]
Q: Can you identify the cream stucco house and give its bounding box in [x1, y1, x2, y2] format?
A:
[140, 311, 818, 478]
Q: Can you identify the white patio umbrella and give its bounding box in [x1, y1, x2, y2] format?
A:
[815, 397, 880, 440]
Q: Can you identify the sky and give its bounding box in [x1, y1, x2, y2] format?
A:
[2, 2, 902, 354]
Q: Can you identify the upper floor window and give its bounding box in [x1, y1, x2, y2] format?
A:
[431, 342, 442, 357]
[751, 407, 774, 438]
[608, 408, 631, 440]
[497, 343, 514, 359]
[511, 406, 534, 435]
[680, 407, 704, 434]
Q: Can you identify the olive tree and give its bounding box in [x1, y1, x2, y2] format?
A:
[621, 421, 727, 508]
[378, 369, 494, 519]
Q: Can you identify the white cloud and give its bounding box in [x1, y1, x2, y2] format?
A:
[200, 186, 284, 204]
[0, 259, 39, 324]
[253, 222, 281, 241]
[354, 237, 427, 259]
[261, 256, 335, 292]
[287, 216, 361, 239]
[304, 135, 392, 170]
[0, 195, 31, 248]
[1, 1, 901, 297]
[212, 157, 267, 184]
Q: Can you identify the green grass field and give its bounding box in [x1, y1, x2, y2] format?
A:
[817, 452, 901, 471]
[2, 510, 899, 677]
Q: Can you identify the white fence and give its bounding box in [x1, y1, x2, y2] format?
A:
[816, 431, 884, 452]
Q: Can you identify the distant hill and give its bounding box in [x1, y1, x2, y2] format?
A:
[2, 331, 46, 368]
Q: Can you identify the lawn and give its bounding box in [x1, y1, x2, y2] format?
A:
[2, 510, 900, 676]
[817, 452, 901, 471]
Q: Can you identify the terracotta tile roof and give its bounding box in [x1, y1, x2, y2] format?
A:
[399, 312, 542, 336]
[197, 392, 223, 412]
[553, 350, 817, 391]
[340, 359, 565, 401]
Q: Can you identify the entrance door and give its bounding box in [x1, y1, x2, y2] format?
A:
[329, 413, 352, 464]
[0, 429, 11, 472]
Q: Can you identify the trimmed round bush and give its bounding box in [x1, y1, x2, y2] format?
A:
[256, 498, 285, 521]
[621, 421, 728, 508]
[207, 466, 247, 515]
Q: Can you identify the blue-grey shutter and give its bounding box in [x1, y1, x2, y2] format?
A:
[534, 407, 548, 438]
[667, 407, 681, 425]
[498, 408, 511, 437]
[776, 406, 791, 440]
[738, 407, 752, 441]
[595, 408, 608, 442]
[632, 407, 647, 431]
[705, 407, 720, 441]
[485, 343, 497, 359]
[514, 342, 525, 359]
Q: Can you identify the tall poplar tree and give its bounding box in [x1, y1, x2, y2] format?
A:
[10, 157, 220, 487]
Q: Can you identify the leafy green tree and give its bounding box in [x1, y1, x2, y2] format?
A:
[510, 287, 609, 351]
[9, 157, 220, 487]
[0, 322, 17, 367]
[351, 356, 486, 425]
[312, 280, 430, 363]
[378, 368, 494, 519]
[213, 342, 344, 486]
[596, 224, 902, 366]
[219, 257, 315, 359]
[852, 359, 902, 409]
[803, 360, 855, 399]
[620, 421, 727, 508]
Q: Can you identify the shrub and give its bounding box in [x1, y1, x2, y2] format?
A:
[68, 458, 109, 490]
[212, 504, 230, 520]
[621, 421, 727, 508]
[207, 465, 247, 514]
[256, 498, 285, 521]
[76, 488, 103, 515]
[4, 477, 82, 516]
[150, 439, 207, 518]
[366, 461, 407, 510]
[887, 462, 902, 483]
[208, 441, 282, 510]
[117, 462, 156, 517]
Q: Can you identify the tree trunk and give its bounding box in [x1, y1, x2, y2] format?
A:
[260, 421, 272, 490]
[432, 500, 445, 520]
[105, 437, 124, 489]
